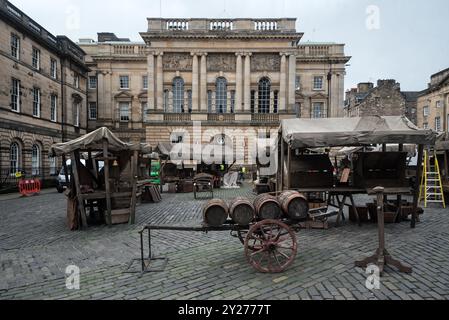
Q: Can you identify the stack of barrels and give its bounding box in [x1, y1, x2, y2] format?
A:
[202, 191, 309, 227]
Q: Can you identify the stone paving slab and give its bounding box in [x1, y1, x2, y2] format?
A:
[0, 184, 448, 300]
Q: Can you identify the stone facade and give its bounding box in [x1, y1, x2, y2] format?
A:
[344, 80, 419, 124]
[417, 68, 449, 132]
[0, 0, 88, 184]
[79, 18, 350, 167]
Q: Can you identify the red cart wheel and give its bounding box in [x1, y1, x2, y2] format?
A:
[244, 220, 297, 273]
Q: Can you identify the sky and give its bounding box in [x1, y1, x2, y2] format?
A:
[9, 0, 449, 92]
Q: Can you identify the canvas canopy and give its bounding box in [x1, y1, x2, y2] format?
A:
[50, 127, 152, 157]
[281, 116, 437, 149]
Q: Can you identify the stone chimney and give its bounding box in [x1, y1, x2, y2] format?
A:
[357, 82, 374, 93]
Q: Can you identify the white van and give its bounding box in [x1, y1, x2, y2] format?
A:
[55, 159, 86, 193]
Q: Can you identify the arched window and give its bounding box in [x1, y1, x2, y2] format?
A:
[258, 77, 271, 114]
[172, 77, 185, 113]
[10, 142, 20, 175]
[32, 144, 41, 176]
[215, 77, 227, 114]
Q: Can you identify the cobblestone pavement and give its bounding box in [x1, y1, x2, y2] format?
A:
[0, 184, 448, 300]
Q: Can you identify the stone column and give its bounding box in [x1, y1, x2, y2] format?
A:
[235, 53, 243, 112]
[244, 53, 252, 112]
[200, 53, 208, 111]
[147, 53, 155, 111]
[191, 53, 199, 112]
[279, 53, 287, 112]
[288, 53, 296, 113]
[156, 52, 164, 110]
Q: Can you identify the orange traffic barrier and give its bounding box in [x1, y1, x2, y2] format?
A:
[18, 179, 41, 197]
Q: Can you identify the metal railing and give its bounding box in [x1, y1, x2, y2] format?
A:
[0, 167, 58, 190]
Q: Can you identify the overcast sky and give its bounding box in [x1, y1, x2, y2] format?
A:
[10, 0, 449, 92]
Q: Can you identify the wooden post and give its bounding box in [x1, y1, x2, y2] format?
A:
[287, 145, 292, 190]
[412, 145, 424, 229]
[280, 140, 285, 192]
[71, 151, 88, 228]
[62, 154, 69, 187]
[103, 140, 112, 226]
[129, 150, 139, 225]
[397, 144, 404, 218]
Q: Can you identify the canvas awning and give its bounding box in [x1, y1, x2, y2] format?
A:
[50, 127, 152, 157]
[281, 116, 437, 149]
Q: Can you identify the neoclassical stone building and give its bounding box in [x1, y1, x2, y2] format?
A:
[0, 0, 88, 185]
[80, 18, 350, 163]
[417, 68, 449, 132]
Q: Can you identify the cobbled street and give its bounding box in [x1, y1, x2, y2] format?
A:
[0, 185, 448, 300]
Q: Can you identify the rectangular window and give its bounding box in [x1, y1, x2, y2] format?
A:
[312, 102, 325, 118]
[436, 100, 442, 109]
[74, 74, 80, 89]
[313, 76, 323, 90]
[274, 90, 279, 114]
[250, 90, 255, 114]
[11, 34, 20, 60]
[11, 78, 21, 112]
[142, 76, 148, 90]
[207, 90, 213, 113]
[32, 47, 40, 70]
[435, 117, 442, 132]
[50, 58, 57, 79]
[295, 76, 301, 90]
[49, 157, 57, 175]
[50, 94, 57, 122]
[187, 90, 192, 113]
[423, 106, 429, 117]
[32, 88, 41, 117]
[119, 102, 130, 122]
[89, 102, 97, 120]
[120, 76, 129, 89]
[74, 103, 80, 127]
[423, 123, 429, 130]
[89, 76, 97, 89]
[230, 91, 235, 113]
[163, 90, 169, 112]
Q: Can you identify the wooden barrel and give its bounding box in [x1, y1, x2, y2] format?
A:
[229, 197, 255, 226]
[203, 199, 229, 227]
[278, 191, 309, 221]
[254, 194, 282, 220]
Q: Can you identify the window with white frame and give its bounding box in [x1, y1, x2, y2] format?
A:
[119, 102, 130, 122]
[49, 157, 57, 175]
[435, 116, 442, 132]
[10, 142, 20, 175]
[31, 144, 41, 176]
[423, 106, 429, 117]
[50, 58, 57, 79]
[312, 102, 325, 118]
[216, 77, 228, 114]
[436, 100, 442, 108]
[120, 76, 129, 89]
[163, 90, 169, 112]
[89, 76, 97, 89]
[32, 88, 41, 117]
[74, 102, 80, 127]
[141, 102, 148, 120]
[187, 90, 192, 113]
[32, 47, 40, 70]
[313, 76, 323, 90]
[89, 102, 97, 120]
[295, 75, 301, 90]
[11, 78, 20, 112]
[50, 94, 57, 122]
[11, 34, 20, 60]
[207, 90, 213, 113]
[423, 123, 429, 130]
[74, 74, 80, 89]
[172, 77, 185, 113]
[230, 90, 235, 113]
[258, 77, 271, 114]
[142, 76, 148, 90]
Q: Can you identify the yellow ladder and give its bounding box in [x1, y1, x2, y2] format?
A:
[419, 150, 446, 208]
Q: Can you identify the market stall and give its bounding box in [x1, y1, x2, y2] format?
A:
[50, 127, 153, 230]
[278, 116, 437, 228]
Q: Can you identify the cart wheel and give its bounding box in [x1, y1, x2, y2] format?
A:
[244, 220, 297, 273]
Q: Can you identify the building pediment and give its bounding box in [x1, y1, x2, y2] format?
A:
[114, 91, 133, 101]
[310, 92, 328, 99]
[138, 91, 148, 101]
